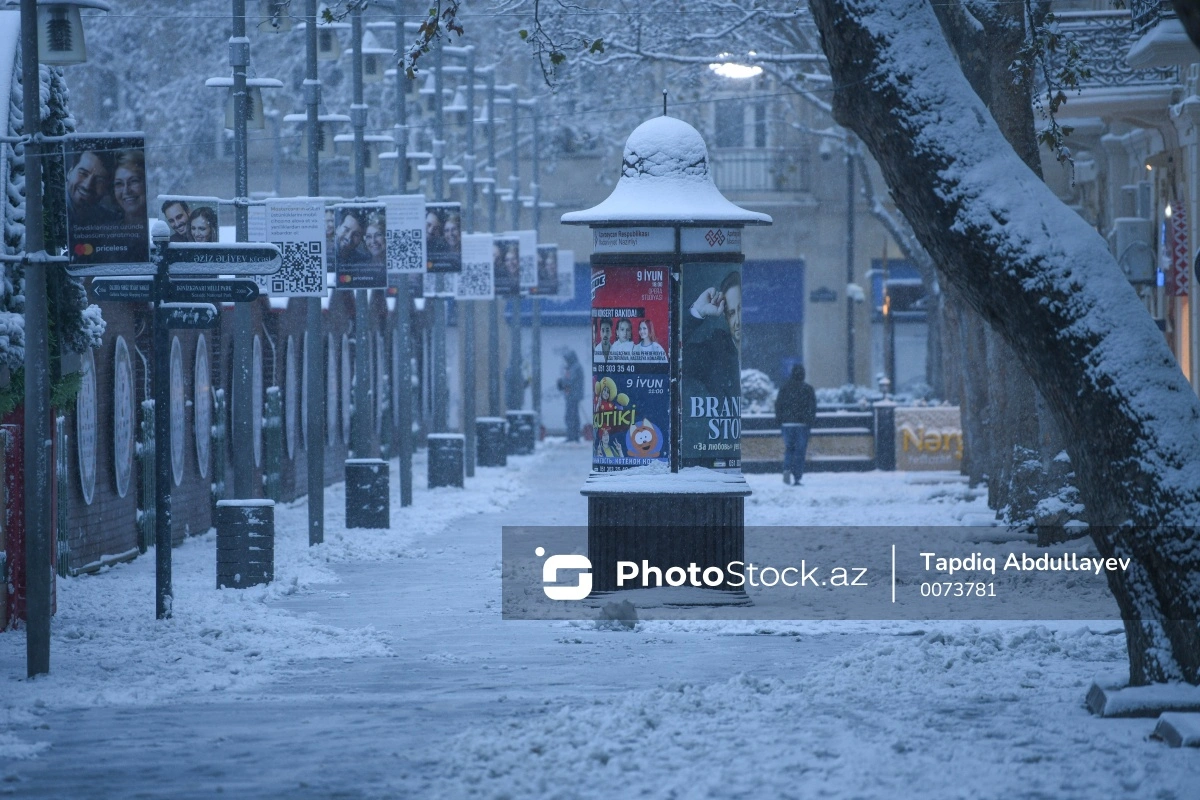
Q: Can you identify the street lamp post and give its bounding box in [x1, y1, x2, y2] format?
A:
[303, 0, 325, 544]
[498, 84, 523, 413]
[845, 146, 856, 386]
[523, 98, 542, 429]
[390, 2, 413, 506]
[430, 37, 449, 434]
[18, 0, 110, 677]
[485, 72, 501, 417]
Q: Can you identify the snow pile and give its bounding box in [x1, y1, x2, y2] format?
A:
[741, 368, 777, 415]
[427, 625, 1200, 798]
[0, 446, 550, 720]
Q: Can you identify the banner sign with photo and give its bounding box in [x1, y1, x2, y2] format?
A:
[255, 197, 326, 297]
[423, 271, 457, 298]
[554, 249, 575, 302]
[382, 194, 427, 282]
[680, 261, 743, 470]
[493, 235, 521, 296]
[157, 195, 221, 245]
[509, 230, 538, 292]
[332, 203, 387, 289]
[530, 244, 558, 296]
[590, 264, 670, 473]
[65, 135, 150, 267]
[455, 233, 495, 301]
[425, 202, 462, 273]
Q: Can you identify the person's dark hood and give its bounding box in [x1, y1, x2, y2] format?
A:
[565, 350, 578, 365]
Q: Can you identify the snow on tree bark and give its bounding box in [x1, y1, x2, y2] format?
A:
[810, 0, 1200, 684]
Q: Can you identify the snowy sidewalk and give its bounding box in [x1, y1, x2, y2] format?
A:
[2, 445, 1198, 798]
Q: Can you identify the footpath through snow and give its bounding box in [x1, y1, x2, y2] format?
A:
[0, 442, 1197, 798]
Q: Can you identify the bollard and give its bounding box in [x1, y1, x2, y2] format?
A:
[216, 500, 275, 589]
[505, 410, 536, 456]
[873, 400, 897, 471]
[345, 459, 390, 528]
[428, 434, 465, 488]
[475, 417, 508, 467]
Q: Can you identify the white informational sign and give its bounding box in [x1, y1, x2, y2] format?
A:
[257, 197, 327, 297]
[170, 336, 185, 487]
[76, 348, 97, 505]
[681, 226, 743, 254]
[382, 194, 427, 278]
[423, 271, 458, 298]
[592, 227, 674, 254]
[455, 233, 495, 300]
[554, 249, 575, 302]
[509, 230, 538, 291]
[248, 203, 267, 243]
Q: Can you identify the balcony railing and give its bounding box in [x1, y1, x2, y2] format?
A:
[709, 147, 808, 193]
[1051, 10, 1179, 90]
[1128, 0, 1174, 39]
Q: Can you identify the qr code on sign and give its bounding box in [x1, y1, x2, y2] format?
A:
[387, 229, 423, 273]
[455, 259, 494, 300]
[268, 240, 324, 296]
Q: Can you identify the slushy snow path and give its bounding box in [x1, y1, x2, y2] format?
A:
[1, 441, 1197, 798]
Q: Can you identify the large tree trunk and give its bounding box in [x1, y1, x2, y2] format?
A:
[810, 0, 1200, 685]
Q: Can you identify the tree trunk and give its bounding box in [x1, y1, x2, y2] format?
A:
[810, 0, 1200, 685]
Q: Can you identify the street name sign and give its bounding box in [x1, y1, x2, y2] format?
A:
[167, 279, 260, 304]
[92, 277, 154, 302]
[159, 303, 219, 329]
[163, 242, 282, 276]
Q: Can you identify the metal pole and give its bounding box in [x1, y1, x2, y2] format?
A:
[350, 6, 372, 458]
[845, 146, 856, 386]
[152, 240, 172, 619]
[462, 47, 477, 475]
[271, 112, 282, 196]
[20, 0, 50, 676]
[393, 1, 412, 506]
[506, 87, 523, 412]
[528, 100, 542, 428]
[432, 38, 448, 433]
[486, 73, 500, 416]
[231, 0, 254, 498]
[304, 0, 326, 543]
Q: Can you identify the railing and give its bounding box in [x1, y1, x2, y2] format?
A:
[709, 147, 808, 193]
[1053, 10, 1179, 89]
[1128, 0, 1174, 39]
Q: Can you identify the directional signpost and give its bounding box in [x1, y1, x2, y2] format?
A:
[167, 279, 259, 304]
[163, 242, 282, 275]
[141, 232, 281, 621]
[92, 277, 155, 302]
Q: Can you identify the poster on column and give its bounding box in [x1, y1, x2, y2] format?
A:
[424, 202, 462, 273]
[382, 194, 427, 285]
[680, 261, 743, 470]
[590, 264, 670, 472]
[64, 134, 150, 270]
[257, 197, 326, 296]
[455, 233, 495, 300]
[332, 203, 387, 289]
[509, 230, 538, 293]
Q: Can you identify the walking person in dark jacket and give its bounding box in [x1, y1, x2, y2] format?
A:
[557, 350, 585, 442]
[775, 364, 817, 485]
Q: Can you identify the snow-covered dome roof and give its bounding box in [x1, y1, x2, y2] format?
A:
[561, 116, 772, 226]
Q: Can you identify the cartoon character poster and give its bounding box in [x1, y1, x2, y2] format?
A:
[680, 261, 743, 470]
[590, 264, 670, 472]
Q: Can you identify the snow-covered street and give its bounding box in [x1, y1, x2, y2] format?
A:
[1, 441, 1195, 799]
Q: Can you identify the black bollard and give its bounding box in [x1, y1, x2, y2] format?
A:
[345, 459, 390, 529]
[428, 434, 465, 488]
[215, 500, 275, 589]
[475, 417, 508, 467]
[505, 410, 536, 456]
